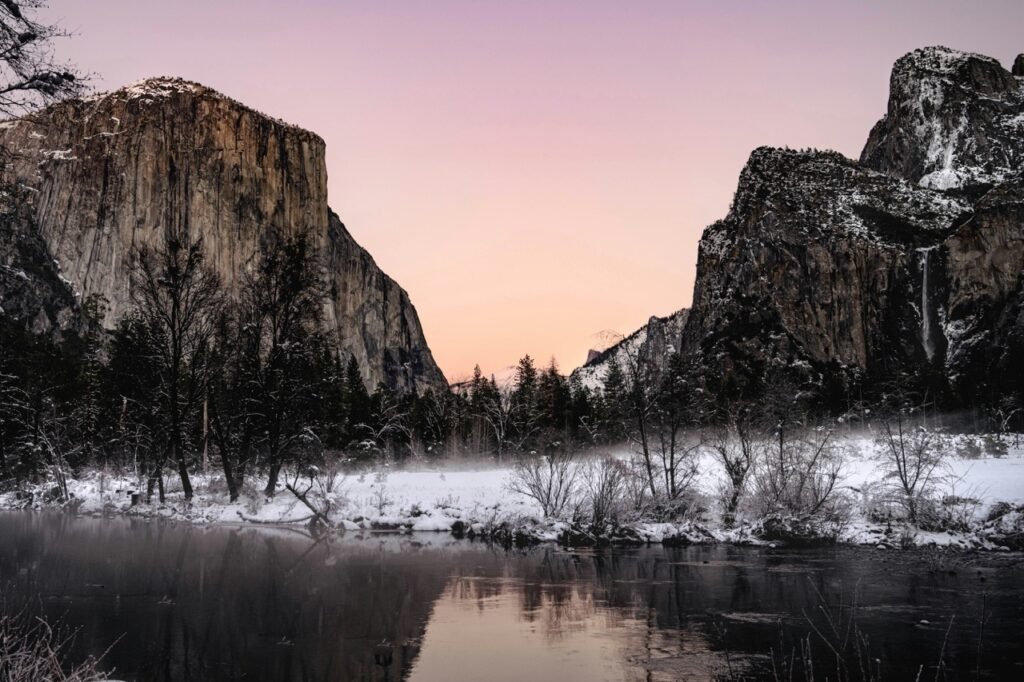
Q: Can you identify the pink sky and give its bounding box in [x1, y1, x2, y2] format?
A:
[41, 1, 1024, 381]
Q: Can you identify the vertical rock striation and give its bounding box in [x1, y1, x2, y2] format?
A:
[0, 78, 446, 392]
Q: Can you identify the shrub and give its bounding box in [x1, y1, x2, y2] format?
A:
[875, 419, 947, 525]
[0, 608, 110, 681]
[578, 457, 628, 530]
[507, 449, 579, 519]
[749, 427, 844, 518]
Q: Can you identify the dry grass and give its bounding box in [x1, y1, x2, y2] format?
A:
[0, 608, 112, 682]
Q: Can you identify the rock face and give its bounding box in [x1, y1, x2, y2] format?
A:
[862, 47, 1024, 190]
[572, 309, 688, 390]
[0, 199, 79, 336]
[578, 47, 1024, 408]
[0, 78, 446, 392]
[681, 46, 1024, 405]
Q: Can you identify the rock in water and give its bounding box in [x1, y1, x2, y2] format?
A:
[0, 77, 446, 392]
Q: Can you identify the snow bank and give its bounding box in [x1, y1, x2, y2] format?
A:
[2, 433, 1022, 550]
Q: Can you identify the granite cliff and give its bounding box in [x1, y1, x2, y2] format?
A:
[572, 309, 688, 390]
[687, 46, 1024, 406]
[580, 47, 1024, 408]
[0, 78, 446, 392]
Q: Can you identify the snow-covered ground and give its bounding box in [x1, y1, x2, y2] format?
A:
[2, 433, 1023, 550]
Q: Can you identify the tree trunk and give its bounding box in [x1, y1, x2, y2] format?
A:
[210, 409, 239, 502]
[636, 415, 656, 497]
[146, 461, 166, 504]
[218, 438, 239, 503]
[264, 458, 281, 497]
[173, 434, 193, 501]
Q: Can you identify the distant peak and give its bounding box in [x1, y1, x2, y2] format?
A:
[1014, 53, 1024, 77]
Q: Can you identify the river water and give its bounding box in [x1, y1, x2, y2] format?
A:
[1, 513, 1021, 681]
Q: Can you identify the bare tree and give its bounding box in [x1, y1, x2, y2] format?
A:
[132, 234, 223, 501]
[507, 449, 579, 518]
[416, 388, 457, 457]
[0, 369, 24, 479]
[0, 0, 84, 117]
[232, 229, 326, 496]
[649, 353, 703, 505]
[708, 410, 758, 527]
[579, 456, 628, 529]
[877, 410, 946, 524]
[357, 385, 413, 458]
[476, 378, 515, 460]
[601, 335, 666, 498]
[750, 426, 844, 517]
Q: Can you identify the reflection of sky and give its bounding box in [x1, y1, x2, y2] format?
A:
[41, 1, 1024, 379]
[410, 576, 726, 682]
[5, 513, 1023, 680]
[408, 551, 759, 680]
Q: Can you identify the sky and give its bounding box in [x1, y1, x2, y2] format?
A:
[39, 0, 1024, 382]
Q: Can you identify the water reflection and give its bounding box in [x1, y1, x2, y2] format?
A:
[1, 513, 1021, 681]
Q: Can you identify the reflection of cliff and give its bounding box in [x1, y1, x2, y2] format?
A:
[0, 516, 451, 681]
[4, 518, 1021, 681]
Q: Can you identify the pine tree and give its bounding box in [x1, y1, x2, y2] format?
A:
[344, 357, 372, 445]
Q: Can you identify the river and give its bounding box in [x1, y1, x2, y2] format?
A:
[1, 513, 1021, 680]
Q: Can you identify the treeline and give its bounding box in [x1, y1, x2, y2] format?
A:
[0, 229, 618, 503]
[0, 224, 716, 503]
[3, 225, 1022, 506]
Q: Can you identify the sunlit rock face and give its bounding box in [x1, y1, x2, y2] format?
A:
[680, 47, 1024, 405]
[0, 78, 446, 392]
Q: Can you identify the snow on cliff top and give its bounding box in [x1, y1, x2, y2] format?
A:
[895, 46, 1003, 76]
[80, 77, 323, 142]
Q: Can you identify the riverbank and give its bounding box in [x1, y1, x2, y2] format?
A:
[2, 434, 1023, 550]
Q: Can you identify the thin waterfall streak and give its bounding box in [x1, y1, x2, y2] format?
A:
[921, 248, 935, 361]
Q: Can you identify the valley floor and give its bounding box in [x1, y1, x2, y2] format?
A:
[2, 433, 1023, 551]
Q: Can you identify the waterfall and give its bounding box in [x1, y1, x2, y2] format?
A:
[920, 247, 935, 361]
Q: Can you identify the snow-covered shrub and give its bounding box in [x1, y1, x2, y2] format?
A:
[578, 457, 629, 530]
[707, 421, 758, 527]
[985, 500, 1014, 523]
[854, 478, 901, 524]
[875, 420, 948, 524]
[931, 493, 983, 531]
[753, 513, 845, 546]
[370, 467, 392, 515]
[896, 523, 918, 549]
[980, 503, 1024, 549]
[506, 449, 579, 519]
[749, 427, 845, 518]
